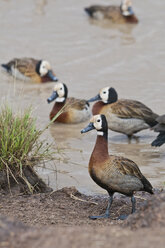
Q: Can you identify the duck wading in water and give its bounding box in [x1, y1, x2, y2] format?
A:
[47, 82, 91, 123]
[1, 58, 58, 83]
[88, 87, 158, 140]
[84, 0, 138, 24]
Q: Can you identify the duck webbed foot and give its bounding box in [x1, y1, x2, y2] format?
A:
[89, 213, 110, 220]
[117, 214, 129, 220]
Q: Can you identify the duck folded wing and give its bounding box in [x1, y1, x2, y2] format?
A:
[110, 99, 158, 127]
[113, 156, 153, 194]
[8, 58, 38, 77]
[85, 5, 121, 19]
[113, 156, 143, 179]
[66, 98, 89, 111]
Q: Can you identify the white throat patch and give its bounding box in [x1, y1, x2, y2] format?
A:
[97, 131, 104, 136]
[55, 97, 65, 103]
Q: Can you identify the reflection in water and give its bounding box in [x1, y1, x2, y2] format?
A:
[88, 19, 136, 45]
[110, 142, 164, 163]
[49, 122, 86, 143]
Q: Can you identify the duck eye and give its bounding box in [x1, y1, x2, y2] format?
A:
[60, 88, 62, 90]
[97, 119, 101, 122]
[103, 91, 106, 94]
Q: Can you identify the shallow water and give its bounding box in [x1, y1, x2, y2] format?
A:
[0, 0, 165, 195]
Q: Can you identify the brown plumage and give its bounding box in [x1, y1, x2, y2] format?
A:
[85, 0, 138, 24]
[151, 115, 165, 147]
[1, 57, 58, 83]
[81, 114, 153, 219]
[47, 83, 91, 124]
[88, 87, 159, 137]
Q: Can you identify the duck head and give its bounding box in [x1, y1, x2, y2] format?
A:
[36, 60, 58, 81]
[88, 87, 118, 104]
[47, 82, 68, 103]
[120, 0, 134, 16]
[81, 114, 108, 136]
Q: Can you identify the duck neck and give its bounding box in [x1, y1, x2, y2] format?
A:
[91, 131, 109, 162]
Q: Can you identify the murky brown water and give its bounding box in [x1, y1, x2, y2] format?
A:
[0, 0, 165, 195]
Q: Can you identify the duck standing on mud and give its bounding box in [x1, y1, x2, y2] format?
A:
[81, 114, 153, 220]
[84, 0, 138, 24]
[1, 58, 58, 83]
[151, 115, 165, 147]
[88, 87, 158, 139]
[47, 82, 91, 123]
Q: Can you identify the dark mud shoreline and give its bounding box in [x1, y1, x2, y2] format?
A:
[0, 187, 165, 248]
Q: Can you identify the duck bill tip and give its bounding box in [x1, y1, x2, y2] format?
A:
[81, 123, 95, 134]
[88, 94, 101, 103]
[47, 91, 58, 104]
[47, 70, 58, 82]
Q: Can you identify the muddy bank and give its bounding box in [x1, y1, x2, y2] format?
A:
[0, 187, 157, 227]
[0, 187, 165, 248]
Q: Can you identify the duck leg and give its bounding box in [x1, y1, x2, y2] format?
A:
[118, 195, 136, 220]
[89, 194, 113, 220]
[131, 195, 136, 214]
[127, 134, 139, 144]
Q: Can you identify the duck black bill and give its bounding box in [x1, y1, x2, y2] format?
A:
[47, 70, 58, 82]
[88, 94, 101, 103]
[47, 91, 58, 103]
[81, 122, 95, 134]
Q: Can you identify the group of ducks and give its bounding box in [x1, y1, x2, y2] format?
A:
[1, 0, 165, 220]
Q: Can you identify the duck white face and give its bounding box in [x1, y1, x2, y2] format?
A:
[121, 0, 134, 16]
[99, 87, 110, 104]
[39, 60, 51, 76]
[53, 82, 65, 100]
[47, 82, 67, 103]
[81, 114, 108, 136]
[92, 115, 103, 131]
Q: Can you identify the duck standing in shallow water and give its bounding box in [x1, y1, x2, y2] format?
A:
[47, 82, 91, 123]
[81, 114, 153, 219]
[1, 58, 58, 83]
[84, 0, 138, 24]
[88, 87, 159, 139]
[151, 115, 165, 147]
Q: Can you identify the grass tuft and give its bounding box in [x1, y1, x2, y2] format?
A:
[0, 104, 54, 192]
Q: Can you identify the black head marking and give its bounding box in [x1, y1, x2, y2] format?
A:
[63, 83, 68, 99]
[36, 60, 42, 75]
[100, 115, 108, 132]
[107, 87, 118, 104]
